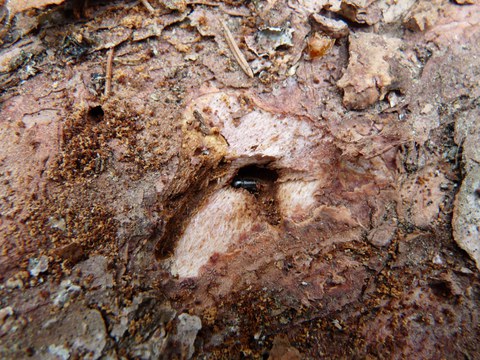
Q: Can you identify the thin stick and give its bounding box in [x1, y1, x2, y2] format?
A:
[140, 0, 155, 14]
[104, 47, 114, 98]
[220, 20, 254, 78]
[365, 142, 405, 160]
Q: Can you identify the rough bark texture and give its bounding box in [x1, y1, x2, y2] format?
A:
[0, 0, 479, 359]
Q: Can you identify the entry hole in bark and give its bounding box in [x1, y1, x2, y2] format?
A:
[193, 147, 209, 156]
[474, 188, 480, 199]
[88, 105, 104, 122]
[429, 279, 453, 298]
[231, 165, 281, 225]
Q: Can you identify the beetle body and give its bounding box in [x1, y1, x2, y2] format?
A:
[232, 179, 258, 193]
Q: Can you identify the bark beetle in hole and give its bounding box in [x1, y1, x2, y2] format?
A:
[231, 165, 281, 225]
[232, 179, 258, 193]
[231, 165, 278, 194]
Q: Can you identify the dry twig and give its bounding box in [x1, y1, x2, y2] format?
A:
[220, 20, 254, 78]
[140, 0, 155, 14]
[365, 141, 409, 160]
[104, 47, 114, 97]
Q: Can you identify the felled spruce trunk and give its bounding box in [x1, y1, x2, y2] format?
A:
[0, 0, 479, 358]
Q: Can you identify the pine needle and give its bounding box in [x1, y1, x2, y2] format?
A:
[220, 20, 254, 78]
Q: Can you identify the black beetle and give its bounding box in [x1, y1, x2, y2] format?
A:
[232, 179, 258, 193]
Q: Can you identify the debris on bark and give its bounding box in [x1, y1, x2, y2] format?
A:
[245, 26, 294, 57]
[0, 0, 480, 358]
[268, 334, 302, 360]
[337, 0, 382, 25]
[27, 255, 49, 277]
[453, 105, 480, 270]
[174, 314, 202, 359]
[337, 32, 415, 110]
[306, 32, 335, 59]
[454, 0, 475, 4]
[311, 13, 349, 39]
[403, 0, 442, 32]
[4, 0, 64, 17]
